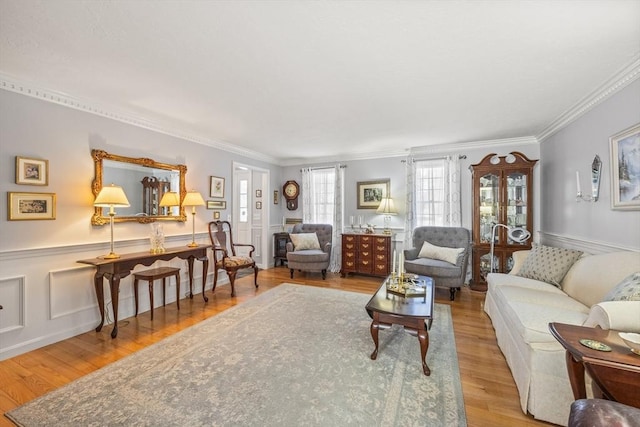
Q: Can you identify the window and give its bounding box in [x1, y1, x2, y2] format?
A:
[239, 179, 248, 223]
[307, 168, 336, 224]
[415, 159, 446, 226]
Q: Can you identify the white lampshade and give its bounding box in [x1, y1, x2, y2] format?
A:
[182, 190, 205, 207]
[159, 191, 181, 207]
[94, 184, 130, 207]
[376, 197, 397, 215]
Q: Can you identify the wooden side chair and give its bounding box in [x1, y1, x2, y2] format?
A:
[208, 220, 259, 297]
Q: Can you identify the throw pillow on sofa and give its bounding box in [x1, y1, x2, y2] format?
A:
[603, 272, 640, 301]
[290, 233, 321, 250]
[418, 241, 464, 265]
[516, 243, 583, 287]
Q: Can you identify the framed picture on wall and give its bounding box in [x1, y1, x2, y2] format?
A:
[16, 156, 48, 185]
[357, 179, 390, 209]
[610, 123, 640, 210]
[213, 211, 221, 220]
[8, 192, 56, 220]
[210, 176, 225, 198]
[207, 200, 226, 209]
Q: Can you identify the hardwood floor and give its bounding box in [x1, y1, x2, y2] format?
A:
[0, 267, 553, 426]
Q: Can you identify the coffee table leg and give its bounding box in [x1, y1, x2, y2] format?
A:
[370, 313, 380, 360]
[418, 326, 431, 376]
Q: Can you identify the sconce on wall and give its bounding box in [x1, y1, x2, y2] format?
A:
[576, 155, 602, 202]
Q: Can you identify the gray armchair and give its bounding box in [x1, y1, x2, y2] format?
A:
[404, 226, 471, 301]
[286, 224, 333, 279]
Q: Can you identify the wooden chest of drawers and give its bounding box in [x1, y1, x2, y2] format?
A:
[341, 233, 391, 277]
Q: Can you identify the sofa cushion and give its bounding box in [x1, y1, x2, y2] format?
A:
[286, 249, 329, 263]
[405, 258, 461, 278]
[516, 244, 583, 287]
[561, 251, 640, 307]
[418, 241, 464, 265]
[290, 233, 321, 251]
[603, 272, 640, 301]
[488, 272, 567, 295]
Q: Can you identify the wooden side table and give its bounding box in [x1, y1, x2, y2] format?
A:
[549, 322, 640, 408]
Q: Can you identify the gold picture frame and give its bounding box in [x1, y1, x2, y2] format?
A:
[207, 200, 227, 209]
[273, 190, 279, 204]
[8, 192, 56, 220]
[16, 156, 48, 186]
[213, 211, 221, 220]
[357, 179, 390, 209]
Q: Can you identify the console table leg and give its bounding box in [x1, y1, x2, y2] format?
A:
[94, 273, 105, 332]
[187, 257, 195, 299]
[200, 256, 209, 302]
[109, 275, 121, 339]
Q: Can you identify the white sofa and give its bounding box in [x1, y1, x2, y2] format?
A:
[484, 249, 640, 426]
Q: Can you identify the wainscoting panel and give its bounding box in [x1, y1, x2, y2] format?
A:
[0, 275, 26, 333]
[539, 232, 640, 254]
[49, 266, 97, 320]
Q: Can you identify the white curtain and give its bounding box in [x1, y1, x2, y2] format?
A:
[301, 168, 313, 223]
[403, 157, 416, 250]
[444, 155, 462, 227]
[329, 165, 344, 272]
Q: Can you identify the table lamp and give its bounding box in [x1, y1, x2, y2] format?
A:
[159, 191, 180, 215]
[94, 184, 130, 259]
[182, 190, 205, 247]
[376, 197, 397, 235]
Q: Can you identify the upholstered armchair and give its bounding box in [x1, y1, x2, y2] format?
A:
[404, 226, 471, 301]
[286, 223, 333, 279]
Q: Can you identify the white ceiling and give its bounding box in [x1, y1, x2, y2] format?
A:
[1, 0, 639, 164]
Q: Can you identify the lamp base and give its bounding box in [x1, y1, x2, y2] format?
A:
[187, 242, 199, 248]
[101, 252, 121, 259]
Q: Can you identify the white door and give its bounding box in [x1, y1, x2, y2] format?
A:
[232, 162, 269, 268]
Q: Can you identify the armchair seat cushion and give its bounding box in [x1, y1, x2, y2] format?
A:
[405, 258, 462, 278]
[287, 249, 329, 263]
[218, 256, 254, 269]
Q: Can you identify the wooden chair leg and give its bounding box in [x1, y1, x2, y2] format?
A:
[290, 268, 294, 279]
[322, 269, 327, 280]
[212, 268, 219, 293]
[148, 280, 154, 320]
[449, 288, 456, 301]
[228, 271, 237, 297]
[175, 272, 180, 310]
[253, 266, 259, 288]
[133, 278, 140, 316]
[162, 278, 166, 307]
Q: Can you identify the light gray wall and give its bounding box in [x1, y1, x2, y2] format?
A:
[540, 79, 640, 250]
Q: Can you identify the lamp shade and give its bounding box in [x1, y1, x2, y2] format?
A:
[182, 190, 205, 207]
[94, 184, 130, 207]
[159, 191, 181, 207]
[376, 197, 397, 215]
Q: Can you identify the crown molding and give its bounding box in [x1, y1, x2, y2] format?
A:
[537, 55, 640, 142]
[0, 73, 280, 165]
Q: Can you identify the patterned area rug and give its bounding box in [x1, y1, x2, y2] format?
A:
[6, 284, 466, 426]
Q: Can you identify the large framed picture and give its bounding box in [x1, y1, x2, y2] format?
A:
[8, 192, 56, 220]
[610, 123, 640, 210]
[16, 156, 48, 185]
[357, 179, 390, 209]
[210, 176, 225, 198]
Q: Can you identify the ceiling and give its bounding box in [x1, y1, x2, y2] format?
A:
[1, 1, 639, 164]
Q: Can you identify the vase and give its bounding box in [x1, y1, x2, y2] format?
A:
[150, 223, 165, 254]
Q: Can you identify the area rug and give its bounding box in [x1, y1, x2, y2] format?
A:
[6, 283, 466, 426]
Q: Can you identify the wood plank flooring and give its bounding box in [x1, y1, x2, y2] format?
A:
[0, 267, 553, 426]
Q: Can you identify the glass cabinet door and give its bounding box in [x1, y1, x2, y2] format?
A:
[479, 173, 500, 244]
[505, 170, 529, 245]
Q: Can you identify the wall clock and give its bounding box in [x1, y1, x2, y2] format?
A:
[283, 180, 300, 211]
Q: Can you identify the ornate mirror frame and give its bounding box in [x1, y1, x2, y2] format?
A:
[91, 149, 187, 225]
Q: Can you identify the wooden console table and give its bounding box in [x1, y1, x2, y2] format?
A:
[549, 322, 640, 408]
[78, 245, 211, 338]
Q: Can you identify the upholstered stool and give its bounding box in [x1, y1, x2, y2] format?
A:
[133, 267, 181, 320]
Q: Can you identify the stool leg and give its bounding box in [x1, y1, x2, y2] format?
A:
[149, 280, 154, 321]
[134, 278, 139, 317]
[175, 273, 180, 310]
[162, 278, 166, 307]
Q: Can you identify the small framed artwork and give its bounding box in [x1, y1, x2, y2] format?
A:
[207, 200, 226, 209]
[16, 156, 48, 186]
[610, 123, 640, 210]
[210, 176, 225, 198]
[213, 211, 221, 220]
[357, 179, 390, 209]
[256, 189, 262, 198]
[8, 192, 56, 220]
[273, 190, 279, 204]
[256, 201, 262, 210]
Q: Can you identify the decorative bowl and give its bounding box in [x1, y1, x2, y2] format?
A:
[619, 332, 640, 355]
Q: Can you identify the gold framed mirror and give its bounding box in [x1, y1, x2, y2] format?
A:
[91, 149, 187, 225]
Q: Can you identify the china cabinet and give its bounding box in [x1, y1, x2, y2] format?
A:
[470, 152, 538, 291]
